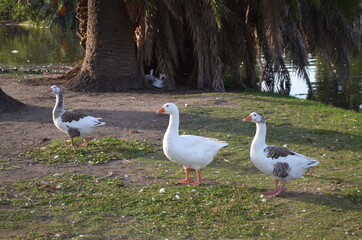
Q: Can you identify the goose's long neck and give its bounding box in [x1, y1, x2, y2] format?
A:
[165, 112, 180, 139]
[252, 122, 267, 148]
[53, 92, 64, 119]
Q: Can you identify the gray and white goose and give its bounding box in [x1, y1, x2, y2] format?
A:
[243, 112, 319, 197]
[47, 85, 105, 146]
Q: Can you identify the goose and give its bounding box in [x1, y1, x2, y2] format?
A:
[243, 112, 319, 197]
[46, 85, 105, 147]
[156, 103, 228, 185]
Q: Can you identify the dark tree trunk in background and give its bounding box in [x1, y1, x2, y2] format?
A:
[66, 0, 143, 92]
[0, 88, 24, 113]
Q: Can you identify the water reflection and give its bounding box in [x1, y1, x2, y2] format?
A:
[274, 53, 361, 111]
[0, 24, 83, 73]
[286, 59, 316, 99]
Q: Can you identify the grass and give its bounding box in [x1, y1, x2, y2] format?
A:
[21, 137, 157, 165]
[1, 92, 361, 239]
[0, 173, 277, 239]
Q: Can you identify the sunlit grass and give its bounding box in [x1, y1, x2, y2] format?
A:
[21, 137, 157, 165]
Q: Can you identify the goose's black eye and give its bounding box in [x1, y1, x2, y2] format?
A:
[166, 105, 169, 107]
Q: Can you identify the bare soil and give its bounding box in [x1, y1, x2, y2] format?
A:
[0, 75, 226, 183]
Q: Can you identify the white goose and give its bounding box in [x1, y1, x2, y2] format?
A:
[47, 85, 105, 147]
[243, 112, 319, 197]
[156, 103, 228, 185]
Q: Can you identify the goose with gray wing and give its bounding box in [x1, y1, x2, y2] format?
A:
[47, 85, 105, 146]
[243, 112, 319, 197]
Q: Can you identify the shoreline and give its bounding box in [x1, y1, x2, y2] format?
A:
[0, 20, 20, 25]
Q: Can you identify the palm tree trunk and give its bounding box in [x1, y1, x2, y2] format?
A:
[66, 0, 143, 92]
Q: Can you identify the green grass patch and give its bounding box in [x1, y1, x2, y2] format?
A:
[0, 173, 279, 239]
[21, 137, 157, 165]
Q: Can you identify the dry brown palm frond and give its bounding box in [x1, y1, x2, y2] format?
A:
[244, 30, 258, 88]
[284, 22, 308, 73]
[260, 0, 285, 59]
[212, 56, 225, 91]
[153, 3, 184, 89]
[300, 0, 358, 65]
[162, 0, 184, 65]
[76, 0, 88, 50]
[219, 0, 248, 88]
[205, 0, 226, 91]
[124, 0, 152, 88]
[188, 0, 211, 89]
[129, 0, 229, 91]
[261, 47, 275, 93]
[138, 0, 186, 89]
[244, 0, 275, 89]
[278, 0, 313, 96]
[162, 0, 183, 22]
[182, 1, 200, 87]
[281, 1, 308, 72]
[124, 0, 140, 24]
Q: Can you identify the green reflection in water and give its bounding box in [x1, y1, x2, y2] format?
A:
[315, 52, 361, 111]
[0, 24, 83, 72]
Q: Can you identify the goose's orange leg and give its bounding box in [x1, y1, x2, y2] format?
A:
[67, 137, 75, 147]
[265, 179, 279, 195]
[178, 168, 191, 184]
[268, 180, 287, 198]
[190, 169, 202, 186]
[81, 137, 88, 147]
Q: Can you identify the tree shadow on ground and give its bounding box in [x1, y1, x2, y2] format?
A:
[1, 104, 360, 152]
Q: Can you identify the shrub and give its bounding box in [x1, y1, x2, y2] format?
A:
[0, 0, 16, 20]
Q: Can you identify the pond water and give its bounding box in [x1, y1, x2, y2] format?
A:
[0, 24, 83, 74]
[0, 24, 360, 110]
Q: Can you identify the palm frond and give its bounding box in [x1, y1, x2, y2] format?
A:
[260, 0, 285, 58]
[300, 0, 358, 102]
[207, 0, 229, 29]
[334, 0, 360, 24]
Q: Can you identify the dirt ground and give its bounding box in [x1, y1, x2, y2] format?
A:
[0, 75, 225, 183]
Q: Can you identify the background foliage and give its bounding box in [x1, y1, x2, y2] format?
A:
[0, 0, 77, 28]
[0, 0, 35, 21]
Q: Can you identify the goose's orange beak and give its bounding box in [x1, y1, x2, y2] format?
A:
[46, 88, 52, 93]
[156, 107, 165, 114]
[243, 115, 252, 122]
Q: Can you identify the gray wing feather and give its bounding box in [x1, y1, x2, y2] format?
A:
[273, 162, 291, 178]
[61, 111, 87, 123]
[264, 145, 295, 159]
[66, 127, 81, 138]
